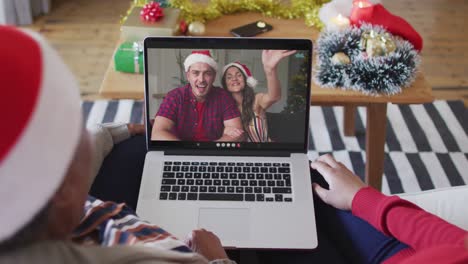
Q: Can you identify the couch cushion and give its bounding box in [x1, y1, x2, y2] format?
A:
[398, 186, 468, 230]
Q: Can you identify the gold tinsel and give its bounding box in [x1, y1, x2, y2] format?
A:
[134, 0, 150, 6]
[122, 0, 328, 28]
[170, 0, 327, 28]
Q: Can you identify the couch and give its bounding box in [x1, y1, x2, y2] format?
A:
[398, 185, 468, 230]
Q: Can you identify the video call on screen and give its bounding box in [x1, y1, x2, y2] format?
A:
[147, 48, 310, 145]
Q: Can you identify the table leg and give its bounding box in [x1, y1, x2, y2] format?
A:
[365, 103, 388, 191]
[344, 105, 356, 136]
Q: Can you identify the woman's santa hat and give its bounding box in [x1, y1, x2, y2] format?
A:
[222, 62, 258, 88]
[0, 26, 82, 241]
[184, 50, 218, 72]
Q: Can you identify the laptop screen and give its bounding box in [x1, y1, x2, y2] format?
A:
[144, 37, 312, 153]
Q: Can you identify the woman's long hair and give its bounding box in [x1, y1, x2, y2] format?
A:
[222, 66, 256, 130]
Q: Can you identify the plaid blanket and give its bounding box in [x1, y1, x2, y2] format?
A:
[72, 195, 191, 253]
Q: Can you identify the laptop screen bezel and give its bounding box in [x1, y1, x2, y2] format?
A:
[143, 37, 312, 155]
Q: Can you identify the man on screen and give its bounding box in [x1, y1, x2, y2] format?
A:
[151, 50, 245, 142]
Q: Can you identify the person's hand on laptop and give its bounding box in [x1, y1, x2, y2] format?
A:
[185, 228, 229, 261]
[311, 154, 367, 211]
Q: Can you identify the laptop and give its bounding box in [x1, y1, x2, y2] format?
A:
[137, 37, 317, 249]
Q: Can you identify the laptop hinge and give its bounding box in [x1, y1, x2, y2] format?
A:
[164, 149, 291, 157]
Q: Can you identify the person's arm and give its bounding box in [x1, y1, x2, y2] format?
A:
[223, 126, 244, 139]
[216, 117, 244, 142]
[151, 116, 180, 141]
[256, 50, 296, 110]
[311, 154, 468, 252]
[87, 123, 144, 189]
[352, 187, 468, 251]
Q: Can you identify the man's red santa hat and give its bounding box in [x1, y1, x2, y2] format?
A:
[222, 61, 258, 88]
[183, 50, 218, 72]
[0, 26, 82, 241]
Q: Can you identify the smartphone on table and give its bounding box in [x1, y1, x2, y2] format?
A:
[230, 20, 273, 37]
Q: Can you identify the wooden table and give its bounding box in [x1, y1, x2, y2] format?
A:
[100, 13, 433, 190]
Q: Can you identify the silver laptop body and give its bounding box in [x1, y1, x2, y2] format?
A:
[137, 37, 317, 249]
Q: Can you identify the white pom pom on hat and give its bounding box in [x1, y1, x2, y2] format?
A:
[183, 50, 218, 72]
[0, 26, 82, 242]
[222, 62, 258, 88]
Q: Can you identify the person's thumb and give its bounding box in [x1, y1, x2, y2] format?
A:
[312, 183, 328, 203]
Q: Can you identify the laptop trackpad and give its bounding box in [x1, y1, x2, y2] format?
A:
[198, 208, 250, 241]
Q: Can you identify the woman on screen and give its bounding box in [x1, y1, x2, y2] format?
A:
[221, 50, 295, 142]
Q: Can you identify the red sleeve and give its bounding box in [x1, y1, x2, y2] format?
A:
[352, 187, 468, 251]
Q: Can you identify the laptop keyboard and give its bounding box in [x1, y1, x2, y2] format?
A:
[159, 161, 293, 202]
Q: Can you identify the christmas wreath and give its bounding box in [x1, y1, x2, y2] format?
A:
[314, 24, 421, 95]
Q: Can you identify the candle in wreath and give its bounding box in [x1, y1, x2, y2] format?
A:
[328, 14, 350, 31]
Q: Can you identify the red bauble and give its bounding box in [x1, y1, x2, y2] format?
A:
[350, 4, 423, 51]
[179, 20, 188, 35]
[140, 2, 164, 23]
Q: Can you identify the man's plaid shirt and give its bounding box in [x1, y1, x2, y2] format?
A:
[156, 84, 240, 141]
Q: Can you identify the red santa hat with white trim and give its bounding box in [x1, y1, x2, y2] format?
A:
[0, 26, 82, 242]
[222, 61, 258, 88]
[183, 50, 218, 72]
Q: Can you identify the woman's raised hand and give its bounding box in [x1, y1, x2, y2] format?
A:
[262, 50, 297, 73]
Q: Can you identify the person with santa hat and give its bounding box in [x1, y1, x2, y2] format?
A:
[0, 26, 236, 263]
[151, 50, 244, 142]
[221, 50, 295, 142]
